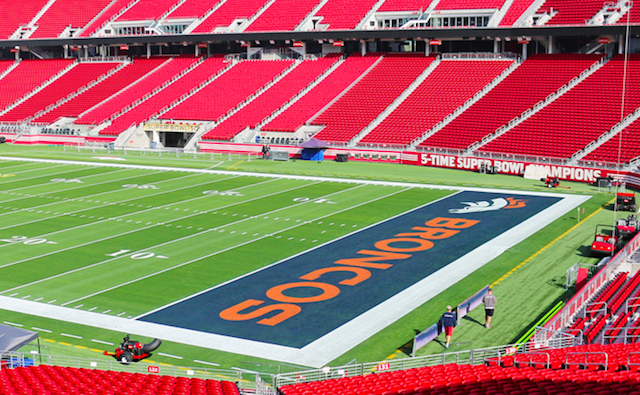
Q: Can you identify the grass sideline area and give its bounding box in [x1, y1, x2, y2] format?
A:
[0, 144, 625, 374]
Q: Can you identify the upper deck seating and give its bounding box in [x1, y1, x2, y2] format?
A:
[79, 0, 131, 37]
[311, 53, 435, 143]
[201, 56, 338, 141]
[378, 0, 434, 12]
[159, 60, 294, 122]
[115, 0, 180, 21]
[498, 0, 536, 25]
[191, 0, 269, 32]
[361, 59, 512, 146]
[0, 0, 48, 39]
[435, 0, 505, 9]
[419, 54, 603, 150]
[165, 0, 222, 19]
[29, 0, 112, 38]
[582, 120, 640, 164]
[536, 0, 608, 25]
[262, 54, 379, 133]
[244, 0, 322, 32]
[313, 0, 380, 30]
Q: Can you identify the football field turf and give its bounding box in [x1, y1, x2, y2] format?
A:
[0, 156, 592, 368]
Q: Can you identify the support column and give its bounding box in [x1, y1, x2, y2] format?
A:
[522, 42, 528, 59]
[147, 43, 151, 58]
[84, 46, 89, 58]
[195, 44, 200, 57]
[425, 39, 430, 56]
[548, 35, 553, 54]
[494, 38, 499, 53]
[620, 34, 624, 54]
[64, 45, 69, 58]
[361, 40, 366, 56]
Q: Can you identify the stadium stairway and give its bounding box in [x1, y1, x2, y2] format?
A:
[74, 56, 202, 127]
[159, 59, 295, 127]
[190, 0, 270, 33]
[0, 59, 75, 115]
[403, 57, 518, 150]
[256, 55, 344, 130]
[348, 55, 441, 146]
[17, 61, 130, 124]
[477, 54, 640, 159]
[261, 53, 382, 133]
[78, 0, 139, 37]
[311, 53, 434, 143]
[200, 57, 338, 141]
[466, 55, 607, 156]
[32, 57, 169, 124]
[98, 56, 224, 137]
[416, 54, 604, 152]
[578, 112, 640, 166]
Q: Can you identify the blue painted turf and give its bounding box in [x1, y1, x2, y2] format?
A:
[140, 191, 561, 348]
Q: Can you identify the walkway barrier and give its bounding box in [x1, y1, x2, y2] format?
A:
[541, 231, 640, 342]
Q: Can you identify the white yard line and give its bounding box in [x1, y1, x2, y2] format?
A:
[0, 178, 312, 282]
[58, 184, 371, 307]
[0, 169, 167, 211]
[0, 180, 324, 296]
[135, 185, 413, 319]
[0, 171, 209, 229]
[0, 174, 244, 241]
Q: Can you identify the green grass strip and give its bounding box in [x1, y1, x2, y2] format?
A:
[515, 300, 565, 346]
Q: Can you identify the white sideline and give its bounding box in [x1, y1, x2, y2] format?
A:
[0, 156, 591, 367]
[0, 155, 581, 196]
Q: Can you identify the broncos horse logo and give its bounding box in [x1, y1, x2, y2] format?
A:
[449, 197, 526, 214]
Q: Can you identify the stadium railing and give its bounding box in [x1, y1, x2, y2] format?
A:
[0, 350, 242, 381]
[274, 335, 577, 387]
[540, 232, 640, 342]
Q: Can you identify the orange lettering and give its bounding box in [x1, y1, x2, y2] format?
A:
[300, 266, 371, 286]
[219, 299, 301, 326]
[425, 217, 480, 229]
[375, 238, 434, 252]
[267, 282, 340, 303]
[335, 249, 411, 270]
[396, 226, 459, 240]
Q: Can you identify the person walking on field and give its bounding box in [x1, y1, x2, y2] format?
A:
[439, 305, 457, 349]
[483, 288, 497, 329]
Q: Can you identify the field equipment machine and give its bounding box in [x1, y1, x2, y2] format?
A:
[104, 335, 161, 365]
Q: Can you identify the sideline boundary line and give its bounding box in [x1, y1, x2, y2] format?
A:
[0, 156, 582, 197]
[492, 197, 615, 287]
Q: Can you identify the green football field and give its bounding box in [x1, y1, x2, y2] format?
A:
[0, 145, 623, 374]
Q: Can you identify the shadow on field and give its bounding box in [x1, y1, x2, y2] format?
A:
[546, 275, 566, 289]
[575, 245, 595, 257]
[463, 315, 484, 327]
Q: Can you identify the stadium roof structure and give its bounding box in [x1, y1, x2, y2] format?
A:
[0, 25, 638, 49]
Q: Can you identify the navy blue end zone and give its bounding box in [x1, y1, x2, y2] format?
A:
[140, 191, 561, 348]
